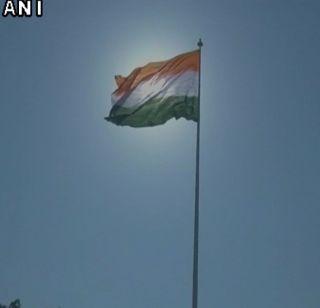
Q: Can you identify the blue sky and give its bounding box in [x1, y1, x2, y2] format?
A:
[1, 0, 320, 307]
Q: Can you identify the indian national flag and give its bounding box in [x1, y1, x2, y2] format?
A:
[105, 50, 199, 127]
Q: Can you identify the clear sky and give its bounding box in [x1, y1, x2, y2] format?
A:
[1, 0, 320, 307]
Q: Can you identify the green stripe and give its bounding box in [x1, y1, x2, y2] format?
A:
[105, 96, 199, 127]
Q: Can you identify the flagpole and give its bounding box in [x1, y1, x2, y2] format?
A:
[192, 38, 202, 308]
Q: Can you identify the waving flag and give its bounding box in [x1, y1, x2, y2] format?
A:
[105, 50, 199, 127]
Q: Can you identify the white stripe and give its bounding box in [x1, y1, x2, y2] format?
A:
[112, 70, 198, 107]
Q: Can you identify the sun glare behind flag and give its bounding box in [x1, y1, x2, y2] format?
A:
[105, 50, 200, 127]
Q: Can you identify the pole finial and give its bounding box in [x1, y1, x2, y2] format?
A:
[197, 38, 203, 48]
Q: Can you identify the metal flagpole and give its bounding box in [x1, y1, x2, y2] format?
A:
[192, 38, 202, 308]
